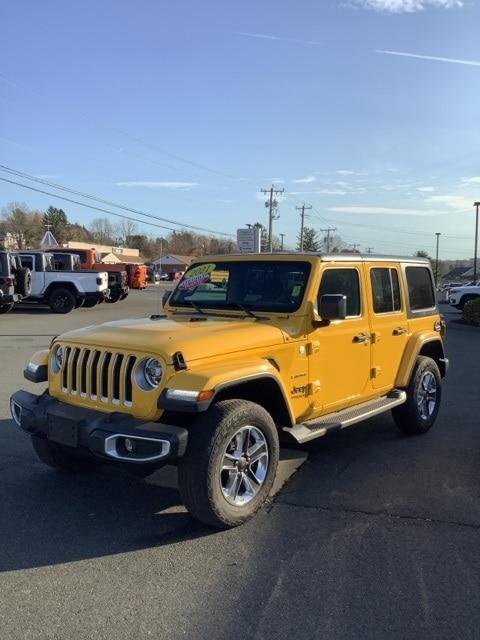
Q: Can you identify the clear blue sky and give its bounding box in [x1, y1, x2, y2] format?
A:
[1, 0, 480, 259]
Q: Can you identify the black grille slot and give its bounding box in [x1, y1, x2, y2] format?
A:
[124, 355, 136, 404]
[112, 354, 124, 401]
[91, 351, 100, 397]
[62, 347, 71, 389]
[101, 352, 112, 399]
[71, 348, 80, 392]
[80, 349, 90, 395]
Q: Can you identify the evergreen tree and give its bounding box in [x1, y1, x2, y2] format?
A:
[297, 226, 320, 252]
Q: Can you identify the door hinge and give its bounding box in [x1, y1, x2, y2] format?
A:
[371, 366, 382, 379]
[308, 380, 321, 395]
[306, 341, 320, 355]
[370, 332, 381, 344]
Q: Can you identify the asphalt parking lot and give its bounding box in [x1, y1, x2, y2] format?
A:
[0, 294, 479, 640]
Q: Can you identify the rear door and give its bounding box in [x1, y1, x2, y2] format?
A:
[367, 263, 408, 391]
[19, 254, 44, 295]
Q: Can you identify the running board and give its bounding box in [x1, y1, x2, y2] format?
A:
[283, 390, 407, 444]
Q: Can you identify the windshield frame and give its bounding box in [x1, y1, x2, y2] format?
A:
[168, 259, 312, 314]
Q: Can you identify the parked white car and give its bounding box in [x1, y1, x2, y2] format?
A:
[17, 251, 109, 313]
[449, 284, 480, 311]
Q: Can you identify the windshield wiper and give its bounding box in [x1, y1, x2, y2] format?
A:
[184, 300, 206, 315]
[228, 303, 258, 319]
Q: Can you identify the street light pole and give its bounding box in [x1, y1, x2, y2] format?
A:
[474, 202, 480, 284]
[435, 232, 441, 286]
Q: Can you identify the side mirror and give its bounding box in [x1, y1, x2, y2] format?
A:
[162, 290, 172, 308]
[319, 294, 347, 321]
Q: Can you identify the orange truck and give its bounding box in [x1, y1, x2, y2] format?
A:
[47, 248, 147, 294]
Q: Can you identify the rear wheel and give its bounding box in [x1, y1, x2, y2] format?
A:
[392, 356, 441, 435]
[178, 399, 279, 529]
[31, 436, 99, 472]
[48, 288, 76, 313]
[0, 303, 14, 314]
[105, 292, 121, 303]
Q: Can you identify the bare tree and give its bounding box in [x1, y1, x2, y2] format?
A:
[117, 219, 138, 244]
[89, 218, 116, 245]
[2, 202, 44, 248]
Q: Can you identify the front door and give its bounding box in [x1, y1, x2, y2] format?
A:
[367, 263, 409, 391]
[309, 265, 372, 414]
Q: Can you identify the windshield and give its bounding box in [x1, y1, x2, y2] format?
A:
[169, 260, 311, 313]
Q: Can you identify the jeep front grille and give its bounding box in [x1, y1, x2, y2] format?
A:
[61, 346, 136, 406]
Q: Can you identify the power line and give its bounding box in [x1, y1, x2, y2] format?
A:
[0, 164, 235, 238]
[0, 176, 184, 234]
[320, 227, 337, 253]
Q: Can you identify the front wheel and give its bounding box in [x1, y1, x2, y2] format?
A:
[178, 399, 279, 529]
[392, 356, 441, 435]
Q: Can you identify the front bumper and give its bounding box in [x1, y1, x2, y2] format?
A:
[10, 390, 188, 466]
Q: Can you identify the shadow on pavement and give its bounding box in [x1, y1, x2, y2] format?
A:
[0, 419, 213, 572]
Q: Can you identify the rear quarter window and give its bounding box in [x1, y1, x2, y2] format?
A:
[405, 266, 435, 311]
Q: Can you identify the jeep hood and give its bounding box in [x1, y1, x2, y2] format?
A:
[58, 316, 286, 363]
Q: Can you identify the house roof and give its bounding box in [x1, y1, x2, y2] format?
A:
[151, 254, 195, 265]
[443, 266, 471, 280]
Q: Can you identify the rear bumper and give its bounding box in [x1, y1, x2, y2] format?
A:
[0, 292, 21, 303]
[10, 390, 188, 467]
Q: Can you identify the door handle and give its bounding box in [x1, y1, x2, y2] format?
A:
[353, 333, 371, 343]
[393, 326, 407, 336]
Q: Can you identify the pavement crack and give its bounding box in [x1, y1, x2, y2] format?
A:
[276, 500, 480, 531]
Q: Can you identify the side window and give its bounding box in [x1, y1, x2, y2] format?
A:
[319, 268, 361, 317]
[20, 255, 34, 270]
[370, 268, 402, 313]
[405, 267, 435, 311]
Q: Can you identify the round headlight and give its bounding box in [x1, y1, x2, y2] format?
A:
[52, 345, 63, 373]
[143, 358, 163, 388]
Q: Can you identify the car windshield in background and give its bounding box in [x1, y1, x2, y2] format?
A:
[170, 260, 311, 313]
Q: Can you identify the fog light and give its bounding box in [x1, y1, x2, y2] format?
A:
[124, 437, 134, 453]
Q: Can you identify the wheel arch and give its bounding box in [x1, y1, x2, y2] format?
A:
[395, 334, 447, 388]
[44, 282, 80, 298]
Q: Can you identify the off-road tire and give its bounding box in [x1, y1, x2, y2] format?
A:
[105, 292, 121, 303]
[16, 267, 32, 297]
[392, 356, 441, 435]
[31, 436, 99, 472]
[0, 303, 14, 314]
[178, 399, 279, 529]
[82, 298, 98, 308]
[48, 288, 76, 314]
[459, 295, 478, 311]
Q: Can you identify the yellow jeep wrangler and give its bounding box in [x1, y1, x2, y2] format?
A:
[10, 254, 448, 528]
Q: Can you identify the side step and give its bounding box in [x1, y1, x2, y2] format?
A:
[283, 390, 407, 444]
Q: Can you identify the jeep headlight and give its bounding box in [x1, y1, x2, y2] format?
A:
[136, 357, 163, 390]
[52, 345, 64, 373]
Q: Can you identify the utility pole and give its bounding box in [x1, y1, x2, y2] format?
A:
[366, 247, 373, 255]
[435, 232, 441, 286]
[279, 233, 285, 251]
[320, 227, 337, 253]
[296, 204, 312, 252]
[474, 202, 480, 284]
[350, 243, 360, 252]
[261, 185, 285, 252]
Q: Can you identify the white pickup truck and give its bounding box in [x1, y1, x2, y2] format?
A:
[17, 251, 109, 313]
[449, 284, 480, 310]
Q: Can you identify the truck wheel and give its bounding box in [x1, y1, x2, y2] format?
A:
[16, 267, 32, 297]
[31, 436, 99, 472]
[392, 356, 442, 435]
[178, 399, 279, 529]
[459, 295, 477, 311]
[105, 292, 121, 303]
[0, 303, 14, 314]
[82, 298, 98, 308]
[48, 288, 76, 313]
